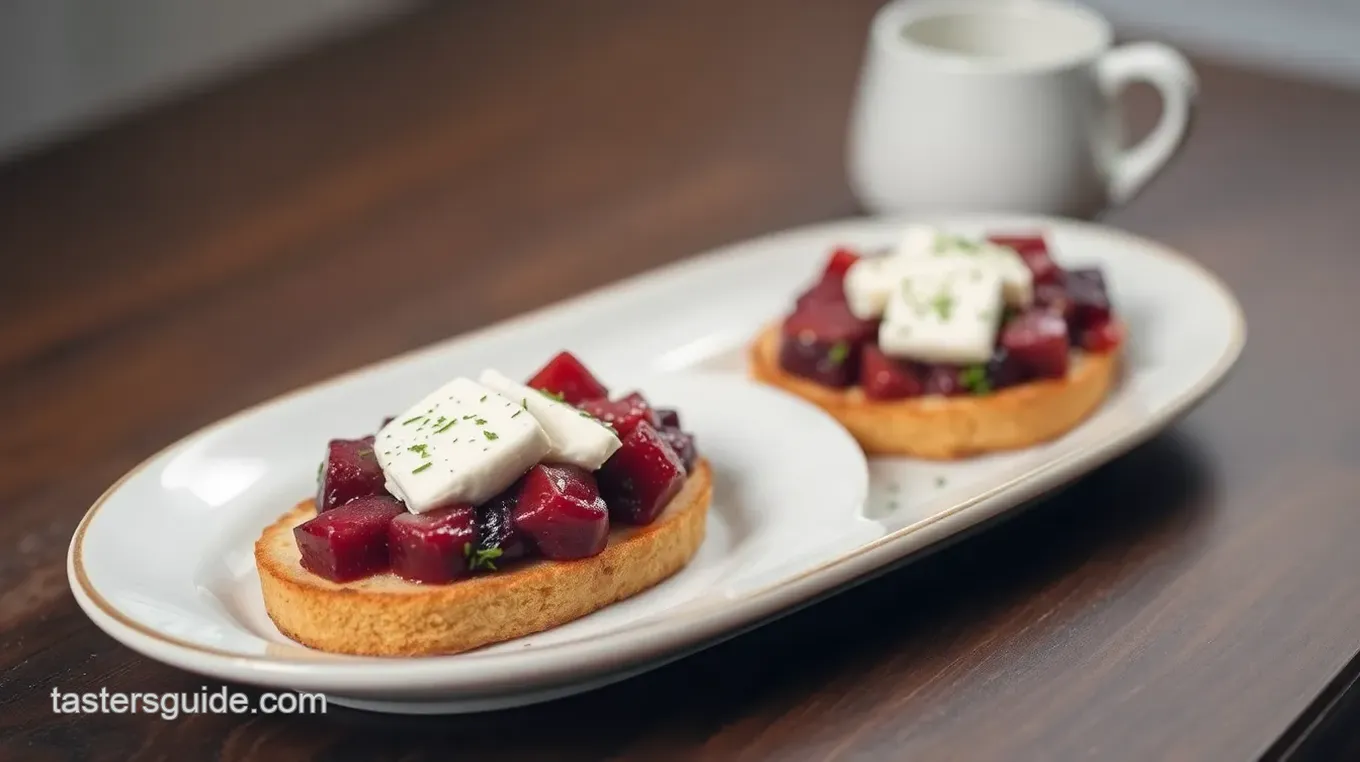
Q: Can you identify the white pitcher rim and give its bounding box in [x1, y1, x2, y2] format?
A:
[873, 0, 1115, 75]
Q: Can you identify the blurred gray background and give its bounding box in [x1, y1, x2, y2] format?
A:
[0, 0, 1356, 161]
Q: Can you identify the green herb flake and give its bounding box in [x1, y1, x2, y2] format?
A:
[483, 430, 499, 441]
[434, 419, 457, 434]
[462, 414, 477, 420]
[930, 291, 956, 320]
[474, 418, 487, 426]
[827, 340, 850, 366]
[959, 364, 991, 396]
[479, 395, 488, 402]
[538, 388, 566, 402]
[511, 409, 523, 418]
[412, 462, 433, 474]
[401, 415, 424, 426]
[407, 444, 430, 458]
[464, 543, 504, 571]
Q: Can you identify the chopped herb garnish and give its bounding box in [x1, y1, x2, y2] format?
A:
[827, 340, 850, 366]
[434, 419, 457, 434]
[521, 397, 528, 409]
[479, 395, 487, 402]
[412, 462, 433, 474]
[959, 364, 991, 395]
[483, 430, 499, 441]
[511, 410, 523, 418]
[930, 291, 956, 320]
[462, 414, 477, 420]
[407, 444, 430, 458]
[464, 543, 504, 571]
[538, 389, 566, 402]
[401, 415, 424, 425]
[474, 418, 487, 426]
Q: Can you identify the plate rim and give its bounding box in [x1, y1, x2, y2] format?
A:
[67, 213, 1247, 693]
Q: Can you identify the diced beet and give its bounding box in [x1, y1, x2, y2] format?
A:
[579, 392, 655, 439]
[989, 233, 1062, 285]
[860, 344, 924, 400]
[1064, 268, 1112, 331]
[512, 464, 610, 559]
[986, 347, 1031, 390]
[476, 486, 529, 562]
[654, 408, 680, 429]
[1000, 309, 1070, 379]
[1079, 318, 1124, 353]
[922, 365, 966, 397]
[794, 274, 847, 308]
[655, 426, 697, 473]
[823, 247, 861, 280]
[597, 422, 687, 526]
[294, 495, 405, 582]
[526, 351, 609, 405]
[388, 504, 479, 583]
[316, 438, 387, 513]
[1034, 279, 1072, 319]
[779, 300, 876, 387]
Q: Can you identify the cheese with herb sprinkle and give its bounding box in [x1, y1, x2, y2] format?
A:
[879, 265, 1004, 364]
[478, 369, 621, 470]
[374, 378, 549, 513]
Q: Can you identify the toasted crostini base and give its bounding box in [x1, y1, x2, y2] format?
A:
[749, 325, 1119, 459]
[256, 459, 712, 657]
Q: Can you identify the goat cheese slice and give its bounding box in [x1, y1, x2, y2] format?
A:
[844, 255, 909, 320]
[879, 265, 1004, 365]
[478, 369, 621, 470]
[903, 231, 1034, 308]
[375, 378, 550, 513]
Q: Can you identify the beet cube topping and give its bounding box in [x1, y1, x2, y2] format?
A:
[526, 351, 609, 405]
[823, 246, 861, 280]
[1000, 308, 1070, 379]
[860, 343, 924, 400]
[655, 426, 697, 474]
[597, 422, 687, 526]
[476, 486, 529, 562]
[779, 300, 877, 387]
[986, 347, 1031, 390]
[579, 392, 656, 439]
[1064, 268, 1112, 331]
[388, 504, 480, 584]
[316, 438, 388, 512]
[295, 495, 406, 582]
[511, 464, 610, 560]
[654, 408, 681, 429]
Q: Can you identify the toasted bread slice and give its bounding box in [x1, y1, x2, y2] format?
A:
[256, 459, 712, 656]
[749, 325, 1119, 459]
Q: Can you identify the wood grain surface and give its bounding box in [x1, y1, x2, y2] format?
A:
[2, 1, 1358, 760]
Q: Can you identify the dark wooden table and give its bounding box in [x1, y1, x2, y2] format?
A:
[3, 2, 1359, 759]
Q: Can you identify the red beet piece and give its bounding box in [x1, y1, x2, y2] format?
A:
[860, 344, 924, 400]
[986, 347, 1031, 390]
[654, 408, 681, 429]
[794, 274, 847, 308]
[579, 392, 656, 439]
[1034, 280, 1073, 322]
[989, 234, 1062, 285]
[1064, 268, 1112, 331]
[823, 247, 861, 279]
[512, 464, 610, 559]
[597, 422, 687, 526]
[922, 365, 967, 397]
[779, 300, 877, 387]
[655, 426, 697, 474]
[476, 485, 529, 562]
[316, 438, 387, 512]
[1001, 309, 1070, 379]
[1079, 318, 1124, 353]
[388, 504, 479, 583]
[526, 351, 609, 405]
[294, 495, 405, 582]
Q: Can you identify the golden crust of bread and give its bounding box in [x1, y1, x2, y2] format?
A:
[749, 324, 1119, 459]
[256, 459, 712, 656]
